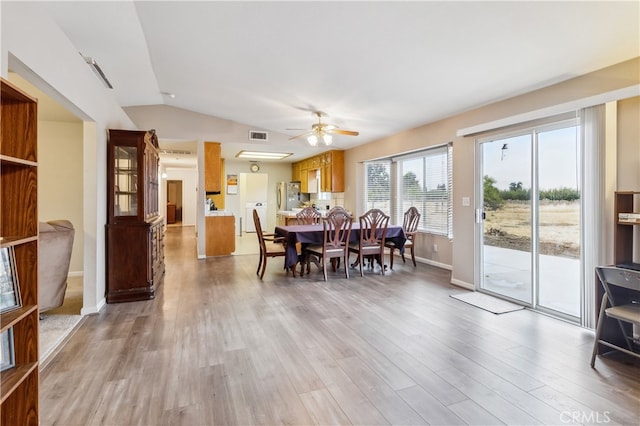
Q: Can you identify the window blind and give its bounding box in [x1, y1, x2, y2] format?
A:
[364, 160, 392, 215]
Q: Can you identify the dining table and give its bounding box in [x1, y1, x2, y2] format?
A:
[274, 223, 407, 270]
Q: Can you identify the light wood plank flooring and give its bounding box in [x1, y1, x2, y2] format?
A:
[40, 226, 640, 425]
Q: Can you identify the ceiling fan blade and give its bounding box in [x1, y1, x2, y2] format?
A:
[330, 129, 359, 136]
[289, 131, 312, 140]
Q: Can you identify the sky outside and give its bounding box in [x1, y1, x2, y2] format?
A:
[483, 126, 580, 191]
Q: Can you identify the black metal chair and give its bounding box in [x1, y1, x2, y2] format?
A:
[348, 208, 390, 277]
[590, 266, 640, 367]
[386, 206, 420, 269]
[305, 208, 353, 281]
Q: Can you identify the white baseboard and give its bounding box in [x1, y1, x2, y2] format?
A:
[81, 297, 105, 315]
[417, 257, 452, 270]
[450, 278, 474, 291]
[391, 253, 452, 271]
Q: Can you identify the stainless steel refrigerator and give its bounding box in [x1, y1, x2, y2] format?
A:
[277, 181, 309, 211]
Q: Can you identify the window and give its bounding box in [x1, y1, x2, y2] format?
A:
[364, 143, 452, 238]
[364, 161, 391, 214]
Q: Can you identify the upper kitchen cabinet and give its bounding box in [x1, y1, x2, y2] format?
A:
[291, 162, 301, 183]
[205, 142, 221, 193]
[321, 150, 344, 193]
[293, 150, 344, 193]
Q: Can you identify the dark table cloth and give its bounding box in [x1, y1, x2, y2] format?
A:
[275, 223, 407, 269]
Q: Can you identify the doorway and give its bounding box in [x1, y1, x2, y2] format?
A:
[167, 180, 183, 226]
[477, 120, 582, 320]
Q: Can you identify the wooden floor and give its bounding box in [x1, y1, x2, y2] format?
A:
[40, 226, 640, 425]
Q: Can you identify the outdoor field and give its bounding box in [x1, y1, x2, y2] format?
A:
[484, 200, 580, 258]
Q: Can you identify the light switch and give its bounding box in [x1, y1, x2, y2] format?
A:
[462, 196, 470, 206]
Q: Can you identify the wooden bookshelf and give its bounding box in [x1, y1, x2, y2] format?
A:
[0, 78, 39, 425]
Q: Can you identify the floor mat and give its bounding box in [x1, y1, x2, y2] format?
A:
[450, 291, 524, 314]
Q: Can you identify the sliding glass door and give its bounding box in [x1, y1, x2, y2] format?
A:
[477, 120, 581, 319]
[480, 134, 533, 304]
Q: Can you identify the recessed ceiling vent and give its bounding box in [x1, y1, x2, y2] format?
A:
[249, 130, 268, 141]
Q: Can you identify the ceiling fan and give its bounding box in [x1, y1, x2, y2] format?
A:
[288, 112, 359, 146]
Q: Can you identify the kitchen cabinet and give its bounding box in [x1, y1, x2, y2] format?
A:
[320, 151, 345, 193]
[106, 129, 165, 303]
[291, 162, 301, 183]
[205, 215, 235, 256]
[299, 159, 309, 193]
[293, 150, 344, 193]
[0, 78, 39, 426]
[205, 141, 221, 193]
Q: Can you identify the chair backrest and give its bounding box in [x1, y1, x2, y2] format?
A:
[296, 206, 321, 225]
[596, 266, 640, 306]
[252, 209, 267, 251]
[403, 206, 421, 234]
[359, 208, 390, 246]
[328, 206, 348, 216]
[323, 208, 353, 250]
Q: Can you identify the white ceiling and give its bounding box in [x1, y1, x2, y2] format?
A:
[32, 1, 640, 162]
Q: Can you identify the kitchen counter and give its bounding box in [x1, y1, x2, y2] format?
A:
[205, 210, 233, 216]
[277, 209, 332, 226]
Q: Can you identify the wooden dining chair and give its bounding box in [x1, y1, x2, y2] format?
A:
[293, 207, 321, 274]
[296, 206, 321, 225]
[305, 208, 353, 281]
[253, 209, 288, 279]
[590, 266, 640, 367]
[349, 208, 390, 277]
[386, 206, 420, 269]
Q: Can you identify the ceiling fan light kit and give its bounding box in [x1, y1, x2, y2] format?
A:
[290, 111, 358, 146]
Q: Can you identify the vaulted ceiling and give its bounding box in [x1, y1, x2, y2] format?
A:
[30, 1, 640, 161]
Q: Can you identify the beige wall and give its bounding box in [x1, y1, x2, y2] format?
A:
[344, 58, 640, 288]
[38, 121, 84, 273]
[3, 3, 137, 314]
[617, 97, 640, 191]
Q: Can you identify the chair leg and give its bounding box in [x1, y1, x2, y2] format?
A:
[259, 255, 268, 279]
[410, 246, 416, 267]
[322, 256, 328, 281]
[344, 254, 349, 279]
[389, 247, 395, 270]
[358, 252, 364, 277]
[591, 294, 609, 368]
[256, 250, 263, 275]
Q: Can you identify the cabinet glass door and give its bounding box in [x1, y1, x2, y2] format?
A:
[114, 146, 138, 216]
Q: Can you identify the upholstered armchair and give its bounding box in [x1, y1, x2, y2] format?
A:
[38, 220, 75, 313]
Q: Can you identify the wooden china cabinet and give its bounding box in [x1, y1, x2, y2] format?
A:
[106, 129, 165, 303]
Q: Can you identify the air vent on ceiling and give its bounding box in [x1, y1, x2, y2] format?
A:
[249, 130, 268, 141]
